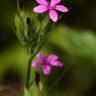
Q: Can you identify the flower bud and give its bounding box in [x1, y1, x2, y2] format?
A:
[17, 0, 24, 11]
[35, 72, 40, 87]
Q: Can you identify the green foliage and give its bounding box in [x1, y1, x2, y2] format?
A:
[44, 26, 96, 96]
[48, 26, 96, 64]
[14, 8, 54, 54]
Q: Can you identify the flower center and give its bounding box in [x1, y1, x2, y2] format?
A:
[44, 60, 50, 65]
[49, 3, 56, 10]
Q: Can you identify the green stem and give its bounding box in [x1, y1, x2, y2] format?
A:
[25, 28, 49, 89]
[25, 50, 39, 89]
[25, 55, 32, 89]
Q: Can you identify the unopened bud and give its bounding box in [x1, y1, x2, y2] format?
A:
[35, 72, 40, 87]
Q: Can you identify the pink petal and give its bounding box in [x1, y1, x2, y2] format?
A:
[36, 53, 46, 61]
[32, 61, 42, 67]
[33, 5, 48, 13]
[49, 10, 58, 22]
[50, 61, 63, 67]
[50, 0, 61, 6]
[43, 65, 52, 75]
[36, 0, 48, 5]
[47, 54, 58, 63]
[55, 5, 69, 12]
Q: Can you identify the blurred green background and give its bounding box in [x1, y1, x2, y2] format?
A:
[0, 0, 96, 96]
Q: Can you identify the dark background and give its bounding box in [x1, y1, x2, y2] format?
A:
[0, 0, 96, 96]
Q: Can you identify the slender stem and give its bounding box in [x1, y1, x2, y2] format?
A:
[25, 25, 50, 89]
[25, 49, 39, 89]
[25, 55, 32, 89]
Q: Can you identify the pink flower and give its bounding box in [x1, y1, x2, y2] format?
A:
[32, 53, 63, 75]
[33, 0, 69, 22]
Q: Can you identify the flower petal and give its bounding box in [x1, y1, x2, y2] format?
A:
[50, 61, 63, 67]
[49, 10, 58, 22]
[36, 53, 46, 61]
[55, 5, 69, 12]
[50, 0, 61, 6]
[36, 0, 48, 5]
[47, 54, 58, 63]
[32, 61, 42, 67]
[43, 65, 52, 75]
[33, 5, 48, 13]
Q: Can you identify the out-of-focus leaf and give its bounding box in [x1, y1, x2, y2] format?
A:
[48, 26, 96, 64]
